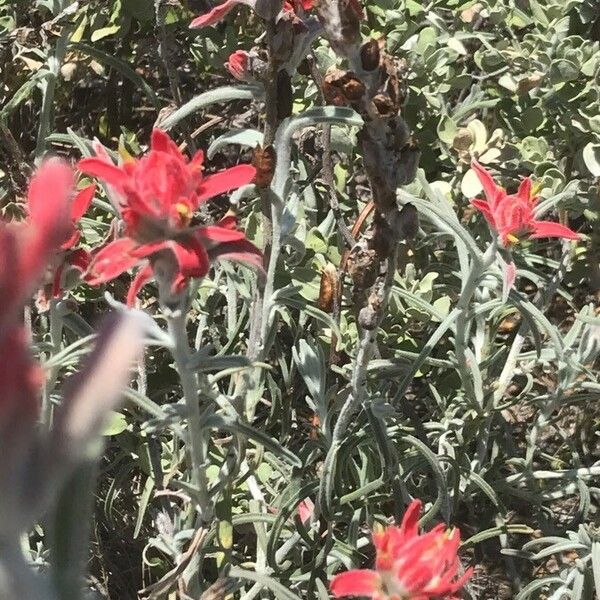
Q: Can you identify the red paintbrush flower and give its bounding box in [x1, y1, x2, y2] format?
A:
[78, 129, 261, 306]
[330, 500, 472, 600]
[0, 158, 73, 334]
[0, 158, 77, 428]
[469, 160, 580, 247]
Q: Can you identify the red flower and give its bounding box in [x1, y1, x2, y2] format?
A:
[0, 159, 73, 335]
[41, 184, 95, 304]
[0, 159, 77, 427]
[78, 129, 261, 306]
[469, 160, 580, 247]
[226, 50, 250, 81]
[330, 500, 472, 600]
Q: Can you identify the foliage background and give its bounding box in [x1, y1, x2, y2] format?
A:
[2, 0, 600, 598]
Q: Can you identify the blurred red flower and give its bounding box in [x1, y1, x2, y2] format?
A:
[78, 129, 261, 305]
[0, 158, 74, 333]
[0, 158, 77, 426]
[330, 499, 472, 600]
[470, 160, 580, 247]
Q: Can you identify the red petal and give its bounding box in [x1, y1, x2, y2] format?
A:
[132, 239, 211, 281]
[130, 240, 171, 259]
[21, 160, 73, 292]
[207, 239, 264, 271]
[530, 220, 580, 240]
[190, 0, 241, 27]
[470, 160, 503, 209]
[399, 499, 422, 538]
[171, 239, 210, 279]
[197, 164, 257, 202]
[27, 157, 73, 222]
[330, 570, 380, 598]
[151, 128, 185, 161]
[517, 177, 532, 204]
[68, 248, 92, 272]
[196, 224, 248, 244]
[86, 238, 140, 285]
[52, 264, 66, 298]
[127, 263, 153, 307]
[78, 157, 128, 189]
[61, 228, 80, 250]
[71, 184, 96, 221]
[470, 198, 497, 228]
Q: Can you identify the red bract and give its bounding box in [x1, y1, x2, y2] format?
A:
[470, 160, 580, 247]
[78, 129, 261, 306]
[226, 50, 250, 81]
[330, 500, 472, 600]
[0, 159, 76, 428]
[44, 184, 95, 302]
[0, 158, 73, 335]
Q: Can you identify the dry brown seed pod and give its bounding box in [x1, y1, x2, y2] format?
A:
[322, 68, 365, 106]
[360, 38, 380, 71]
[372, 93, 396, 117]
[317, 263, 338, 313]
[252, 145, 276, 188]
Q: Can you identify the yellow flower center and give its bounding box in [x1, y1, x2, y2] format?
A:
[175, 202, 193, 225]
[506, 233, 520, 245]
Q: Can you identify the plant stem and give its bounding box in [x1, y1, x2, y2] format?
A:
[167, 311, 212, 522]
[318, 252, 397, 518]
[42, 299, 63, 427]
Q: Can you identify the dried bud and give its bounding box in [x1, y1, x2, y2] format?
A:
[372, 94, 396, 117]
[322, 68, 365, 106]
[297, 58, 311, 76]
[317, 263, 338, 312]
[396, 139, 420, 185]
[347, 244, 379, 290]
[452, 128, 474, 151]
[517, 72, 544, 95]
[398, 203, 419, 239]
[360, 38, 380, 71]
[252, 145, 276, 188]
[277, 70, 293, 120]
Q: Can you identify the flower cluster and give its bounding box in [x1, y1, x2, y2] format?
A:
[78, 129, 262, 306]
[330, 500, 472, 600]
[469, 160, 580, 247]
